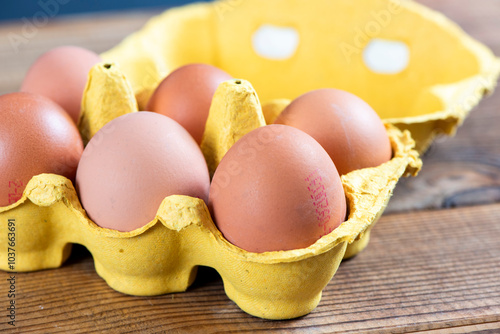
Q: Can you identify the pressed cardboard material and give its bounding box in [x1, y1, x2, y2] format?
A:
[2, 0, 499, 320]
[78, 62, 138, 145]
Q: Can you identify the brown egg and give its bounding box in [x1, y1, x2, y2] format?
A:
[274, 88, 392, 176]
[0, 92, 84, 207]
[209, 124, 346, 253]
[76, 112, 210, 232]
[21, 46, 102, 123]
[146, 63, 232, 144]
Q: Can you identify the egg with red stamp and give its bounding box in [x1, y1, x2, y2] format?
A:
[146, 63, 232, 144]
[274, 88, 392, 176]
[21, 46, 102, 123]
[0, 92, 84, 207]
[76, 112, 211, 232]
[209, 124, 346, 253]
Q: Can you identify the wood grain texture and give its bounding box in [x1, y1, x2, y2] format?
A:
[1, 203, 499, 333]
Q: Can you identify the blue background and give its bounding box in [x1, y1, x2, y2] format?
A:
[0, 0, 204, 22]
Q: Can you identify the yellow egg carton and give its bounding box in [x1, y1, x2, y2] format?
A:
[0, 63, 419, 319]
[101, 0, 500, 153]
[1, 0, 498, 320]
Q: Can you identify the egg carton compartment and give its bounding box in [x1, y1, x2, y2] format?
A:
[1, 0, 499, 321]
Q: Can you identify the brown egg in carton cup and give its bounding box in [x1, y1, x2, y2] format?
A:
[1, 0, 499, 320]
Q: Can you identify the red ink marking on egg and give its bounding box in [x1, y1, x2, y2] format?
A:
[8, 180, 24, 205]
[305, 170, 332, 236]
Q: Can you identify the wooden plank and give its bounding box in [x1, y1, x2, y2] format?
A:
[417, 322, 500, 334]
[1, 203, 499, 333]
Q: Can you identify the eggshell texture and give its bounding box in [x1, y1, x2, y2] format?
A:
[209, 124, 346, 253]
[274, 88, 392, 176]
[76, 112, 210, 231]
[0, 92, 84, 207]
[146, 63, 232, 144]
[20, 46, 102, 123]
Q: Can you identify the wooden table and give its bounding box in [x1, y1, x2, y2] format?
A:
[1, 1, 499, 332]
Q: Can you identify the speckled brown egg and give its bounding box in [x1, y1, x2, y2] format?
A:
[76, 111, 210, 232]
[20, 46, 102, 123]
[146, 63, 232, 144]
[209, 124, 346, 253]
[274, 88, 392, 176]
[0, 92, 84, 207]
